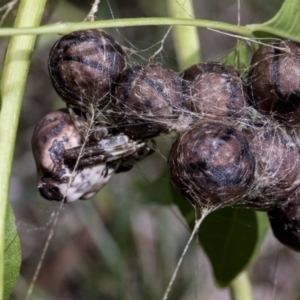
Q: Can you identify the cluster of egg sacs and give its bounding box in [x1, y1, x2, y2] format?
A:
[38, 29, 300, 252]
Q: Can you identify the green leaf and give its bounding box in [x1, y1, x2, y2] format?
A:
[134, 169, 196, 225]
[3, 204, 21, 300]
[198, 207, 268, 287]
[249, 0, 300, 41]
[134, 170, 173, 205]
[223, 40, 256, 71]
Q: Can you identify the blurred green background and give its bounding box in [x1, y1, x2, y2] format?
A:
[1, 0, 300, 299]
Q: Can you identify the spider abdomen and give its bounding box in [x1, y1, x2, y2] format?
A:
[32, 109, 117, 202]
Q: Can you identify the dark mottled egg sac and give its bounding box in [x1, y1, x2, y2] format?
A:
[245, 127, 300, 209]
[32, 109, 116, 202]
[181, 62, 248, 120]
[168, 122, 255, 210]
[268, 192, 300, 252]
[48, 29, 127, 108]
[247, 40, 300, 124]
[110, 64, 184, 139]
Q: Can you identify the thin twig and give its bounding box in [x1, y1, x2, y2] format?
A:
[0, 0, 18, 26]
[25, 107, 96, 300]
[24, 201, 64, 300]
[149, 26, 172, 62]
[271, 247, 284, 300]
[162, 210, 209, 300]
[84, 0, 101, 22]
[0, 18, 254, 38]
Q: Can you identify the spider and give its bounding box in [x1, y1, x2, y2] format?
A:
[32, 108, 152, 202]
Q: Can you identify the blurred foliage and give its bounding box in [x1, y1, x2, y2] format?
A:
[4, 204, 21, 300]
[1, 0, 300, 300]
[199, 208, 269, 287]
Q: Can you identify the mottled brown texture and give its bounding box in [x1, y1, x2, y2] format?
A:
[268, 190, 300, 252]
[181, 62, 248, 120]
[32, 109, 119, 202]
[32, 109, 82, 201]
[48, 29, 127, 108]
[248, 40, 300, 124]
[168, 122, 255, 210]
[110, 64, 184, 139]
[245, 126, 300, 209]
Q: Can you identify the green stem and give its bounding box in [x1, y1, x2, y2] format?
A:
[229, 271, 253, 300]
[166, 0, 201, 70]
[0, 0, 47, 298]
[0, 17, 253, 37]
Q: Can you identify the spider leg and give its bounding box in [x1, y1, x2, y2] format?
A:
[68, 105, 108, 142]
[115, 139, 156, 173]
[64, 135, 146, 168]
[64, 144, 108, 160]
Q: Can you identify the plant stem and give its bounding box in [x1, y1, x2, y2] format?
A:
[0, 17, 253, 37]
[0, 0, 46, 298]
[166, 0, 201, 70]
[229, 271, 253, 300]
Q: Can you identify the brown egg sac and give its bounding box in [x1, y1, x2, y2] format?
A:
[181, 62, 248, 121]
[245, 126, 300, 209]
[268, 190, 300, 252]
[32, 109, 117, 202]
[110, 64, 185, 139]
[168, 122, 255, 211]
[247, 40, 300, 125]
[48, 29, 127, 109]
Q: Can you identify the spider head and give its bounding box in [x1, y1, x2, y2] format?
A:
[38, 182, 64, 202]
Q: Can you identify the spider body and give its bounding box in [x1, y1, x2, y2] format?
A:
[32, 109, 149, 202]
